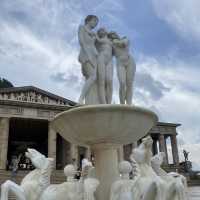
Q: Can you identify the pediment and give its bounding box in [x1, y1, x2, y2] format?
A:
[0, 86, 76, 106]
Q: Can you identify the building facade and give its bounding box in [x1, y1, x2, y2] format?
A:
[0, 86, 180, 170]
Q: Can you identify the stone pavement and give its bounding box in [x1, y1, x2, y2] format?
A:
[189, 187, 200, 200]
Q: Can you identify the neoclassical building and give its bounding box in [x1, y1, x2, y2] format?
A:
[0, 86, 180, 170]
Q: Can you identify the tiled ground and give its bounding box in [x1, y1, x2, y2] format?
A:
[189, 187, 200, 200]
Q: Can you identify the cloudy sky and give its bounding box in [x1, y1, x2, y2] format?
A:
[0, 0, 200, 164]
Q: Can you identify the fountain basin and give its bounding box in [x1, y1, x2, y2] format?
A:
[51, 104, 158, 200]
[51, 104, 158, 146]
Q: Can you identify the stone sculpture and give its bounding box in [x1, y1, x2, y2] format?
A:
[110, 161, 137, 200]
[39, 164, 82, 200]
[108, 32, 136, 105]
[78, 15, 99, 104]
[0, 149, 54, 200]
[151, 152, 188, 200]
[128, 136, 188, 200]
[39, 158, 99, 200]
[78, 16, 136, 105]
[183, 149, 189, 162]
[95, 28, 113, 104]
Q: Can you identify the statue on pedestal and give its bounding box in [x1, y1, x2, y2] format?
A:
[78, 16, 136, 105]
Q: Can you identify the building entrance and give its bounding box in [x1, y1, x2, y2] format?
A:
[7, 118, 48, 170]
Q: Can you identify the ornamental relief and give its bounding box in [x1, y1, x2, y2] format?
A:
[0, 91, 66, 105]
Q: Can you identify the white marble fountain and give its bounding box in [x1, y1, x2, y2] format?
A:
[0, 15, 189, 200]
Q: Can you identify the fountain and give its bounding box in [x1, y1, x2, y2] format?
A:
[0, 15, 188, 200]
[50, 14, 159, 199]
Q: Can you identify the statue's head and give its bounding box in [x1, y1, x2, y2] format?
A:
[118, 161, 132, 177]
[26, 148, 53, 170]
[64, 164, 76, 181]
[108, 31, 120, 40]
[151, 152, 165, 167]
[85, 15, 99, 29]
[97, 28, 107, 38]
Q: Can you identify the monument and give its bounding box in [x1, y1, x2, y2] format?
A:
[0, 15, 188, 200]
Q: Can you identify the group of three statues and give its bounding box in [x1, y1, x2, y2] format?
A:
[78, 15, 136, 105]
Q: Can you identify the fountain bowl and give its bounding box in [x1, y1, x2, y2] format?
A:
[51, 104, 158, 146]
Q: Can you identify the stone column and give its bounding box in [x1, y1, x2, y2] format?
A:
[152, 138, 158, 155]
[158, 134, 168, 164]
[132, 141, 138, 149]
[70, 144, 78, 164]
[164, 137, 169, 163]
[0, 118, 10, 170]
[117, 145, 124, 162]
[85, 146, 92, 160]
[170, 134, 179, 165]
[48, 122, 57, 168]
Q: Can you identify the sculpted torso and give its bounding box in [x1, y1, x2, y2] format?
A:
[78, 25, 98, 67]
[21, 169, 45, 200]
[96, 36, 112, 64]
[112, 38, 131, 64]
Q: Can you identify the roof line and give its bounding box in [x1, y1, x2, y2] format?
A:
[0, 86, 77, 106]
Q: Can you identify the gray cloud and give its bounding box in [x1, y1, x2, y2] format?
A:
[152, 0, 200, 42]
[51, 72, 79, 84]
[0, 0, 200, 148]
[135, 72, 170, 100]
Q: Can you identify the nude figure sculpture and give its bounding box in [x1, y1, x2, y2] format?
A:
[108, 32, 136, 105]
[95, 28, 113, 104]
[78, 15, 99, 104]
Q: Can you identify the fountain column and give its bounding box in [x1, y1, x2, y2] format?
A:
[92, 143, 120, 200]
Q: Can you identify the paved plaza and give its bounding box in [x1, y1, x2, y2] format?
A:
[189, 187, 200, 200]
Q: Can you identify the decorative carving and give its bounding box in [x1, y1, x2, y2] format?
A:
[0, 149, 54, 200]
[0, 91, 66, 105]
[128, 136, 188, 200]
[110, 161, 137, 200]
[39, 158, 99, 200]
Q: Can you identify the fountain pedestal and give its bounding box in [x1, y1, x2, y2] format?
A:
[91, 143, 120, 200]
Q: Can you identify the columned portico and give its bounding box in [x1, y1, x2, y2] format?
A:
[0, 118, 9, 169]
[149, 122, 180, 169]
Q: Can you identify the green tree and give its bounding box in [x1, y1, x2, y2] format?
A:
[0, 78, 14, 88]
